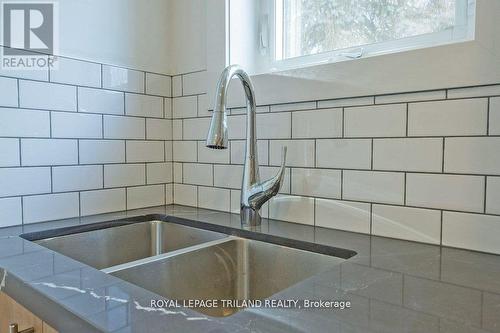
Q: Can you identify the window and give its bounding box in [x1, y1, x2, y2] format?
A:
[251, 0, 475, 72]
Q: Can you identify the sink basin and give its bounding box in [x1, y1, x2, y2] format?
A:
[111, 238, 345, 317]
[34, 221, 227, 269]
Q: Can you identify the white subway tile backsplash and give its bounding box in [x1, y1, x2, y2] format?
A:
[373, 138, 443, 172]
[318, 96, 374, 109]
[490, 97, 500, 135]
[445, 137, 500, 175]
[291, 168, 341, 199]
[269, 140, 315, 167]
[165, 141, 173, 161]
[198, 186, 230, 211]
[0, 77, 18, 107]
[227, 115, 246, 139]
[4, 55, 500, 253]
[406, 173, 484, 212]
[172, 119, 183, 139]
[292, 108, 342, 139]
[316, 139, 371, 169]
[270, 101, 316, 112]
[230, 140, 268, 165]
[408, 99, 488, 136]
[50, 57, 101, 87]
[486, 177, 500, 215]
[19, 80, 77, 111]
[0, 108, 50, 137]
[182, 71, 207, 95]
[173, 163, 183, 183]
[127, 185, 165, 209]
[447, 85, 500, 99]
[173, 96, 197, 118]
[198, 141, 230, 164]
[21, 139, 78, 166]
[173, 141, 197, 162]
[78, 87, 124, 115]
[345, 104, 406, 137]
[53, 165, 103, 192]
[164, 98, 172, 119]
[214, 164, 243, 189]
[0, 167, 50, 197]
[104, 164, 145, 187]
[146, 119, 172, 140]
[102, 65, 144, 93]
[79, 140, 125, 164]
[183, 163, 213, 186]
[0, 197, 22, 227]
[166, 184, 173, 204]
[145, 73, 171, 97]
[197, 94, 211, 117]
[104, 115, 145, 139]
[442, 212, 500, 254]
[343, 171, 405, 205]
[147, 162, 172, 184]
[269, 195, 314, 225]
[0, 138, 20, 167]
[172, 76, 182, 97]
[126, 141, 164, 162]
[125, 93, 163, 118]
[183, 118, 211, 140]
[51, 112, 102, 139]
[174, 184, 197, 206]
[80, 188, 126, 216]
[0, 47, 49, 81]
[315, 199, 370, 233]
[256, 112, 291, 139]
[372, 205, 441, 244]
[375, 90, 446, 104]
[23, 193, 79, 223]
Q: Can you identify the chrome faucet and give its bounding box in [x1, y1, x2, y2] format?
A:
[206, 65, 287, 226]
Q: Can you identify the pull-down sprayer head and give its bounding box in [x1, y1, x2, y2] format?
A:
[206, 109, 228, 149]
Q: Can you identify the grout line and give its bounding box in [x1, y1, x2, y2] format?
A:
[484, 176, 488, 214]
[403, 173, 407, 205]
[442, 138, 445, 173]
[16, 79, 20, 107]
[20, 196, 24, 225]
[340, 170, 344, 200]
[405, 103, 409, 136]
[50, 166, 53, 193]
[487, 97, 490, 135]
[440, 210, 444, 246]
[100, 64, 103, 88]
[369, 203, 373, 234]
[370, 139, 374, 170]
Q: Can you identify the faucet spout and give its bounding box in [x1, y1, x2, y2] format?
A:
[206, 65, 287, 226]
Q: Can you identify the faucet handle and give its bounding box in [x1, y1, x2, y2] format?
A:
[280, 146, 287, 169]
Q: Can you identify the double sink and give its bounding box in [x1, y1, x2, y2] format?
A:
[25, 220, 353, 317]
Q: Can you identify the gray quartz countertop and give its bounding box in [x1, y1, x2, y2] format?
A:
[1, 205, 499, 332]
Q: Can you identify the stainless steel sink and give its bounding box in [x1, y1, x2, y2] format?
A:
[110, 237, 345, 317]
[34, 221, 227, 269]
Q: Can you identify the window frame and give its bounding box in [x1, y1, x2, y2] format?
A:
[264, 0, 475, 73]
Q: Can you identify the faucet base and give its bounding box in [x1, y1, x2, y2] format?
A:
[240, 207, 261, 226]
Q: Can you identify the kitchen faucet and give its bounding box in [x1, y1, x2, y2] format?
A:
[206, 65, 287, 226]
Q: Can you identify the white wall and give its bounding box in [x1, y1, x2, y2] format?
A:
[58, 0, 171, 74]
[168, 0, 207, 74]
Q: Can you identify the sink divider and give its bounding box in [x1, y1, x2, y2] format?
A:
[101, 236, 238, 274]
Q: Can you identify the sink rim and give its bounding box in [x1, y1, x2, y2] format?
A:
[20, 214, 357, 260]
